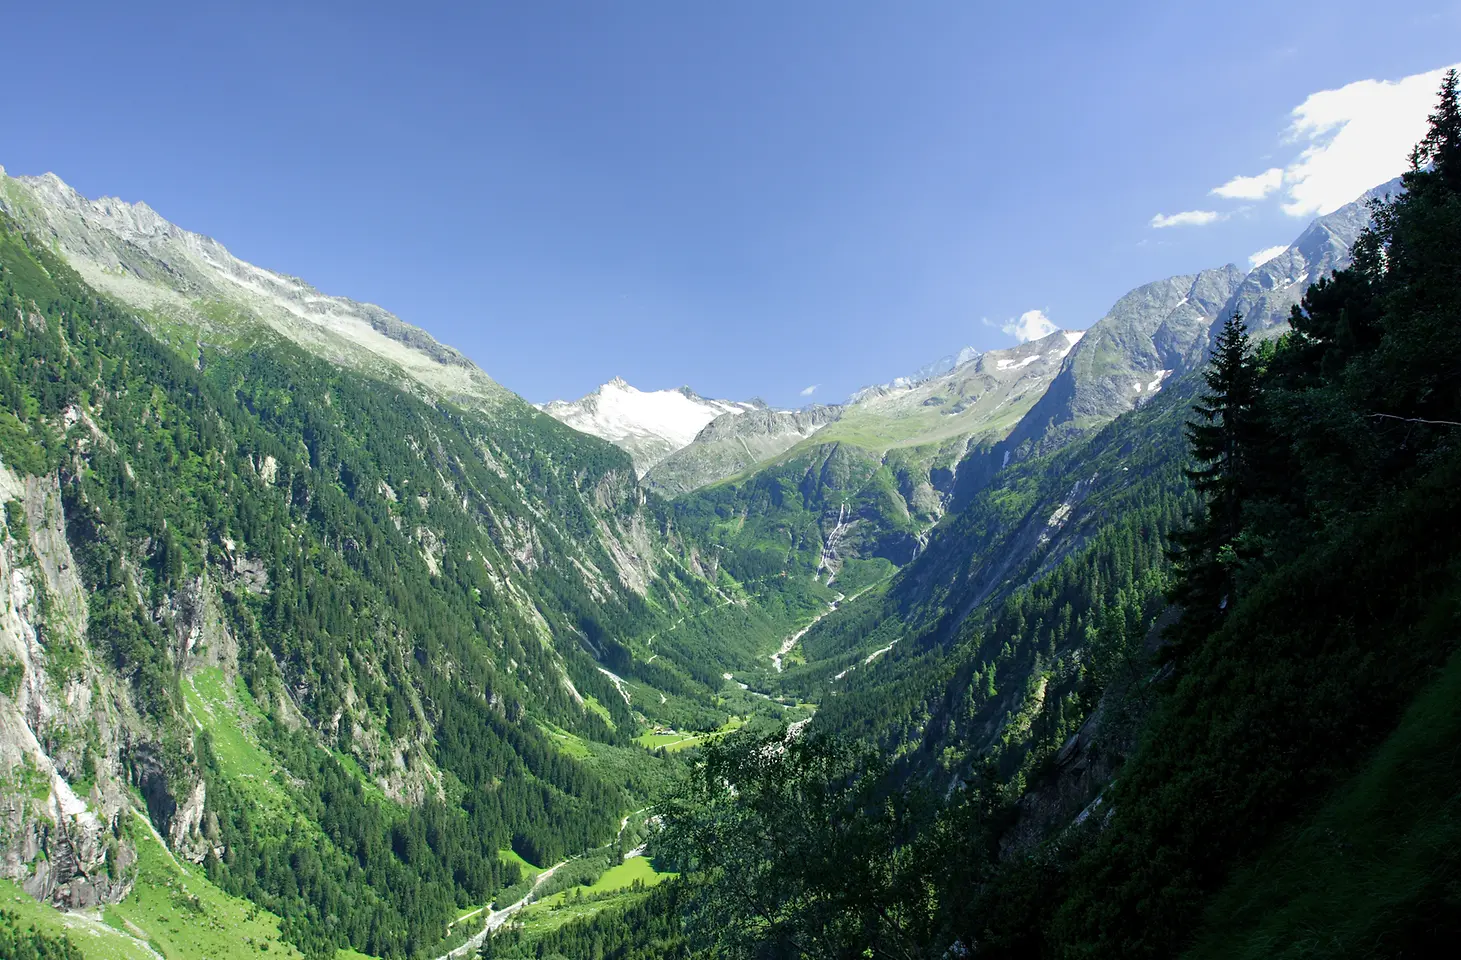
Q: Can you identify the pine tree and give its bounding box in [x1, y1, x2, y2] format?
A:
[1168, 312, 1257, 640]
[1417, 68, 1461, 187]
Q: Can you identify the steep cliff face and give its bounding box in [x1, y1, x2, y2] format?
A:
[0, 465, 138, 908]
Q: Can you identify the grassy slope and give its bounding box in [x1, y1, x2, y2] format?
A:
[633, 717, 745, 753]
[183, 669, 293, 815]
[806, 393, 1030, 454]
[0, 880, 157, 960]
[1184, 647, 1461, 959]
[0, 667, 324, 960]
[103, 823, 307, 960]
[0, 817, 315, 960]
[513, 856, 675, 937]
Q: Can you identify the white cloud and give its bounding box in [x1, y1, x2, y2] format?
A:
[1248, 245, 1290, 269]
[799, 384, 819, 397]
[1282, 63, 1461, 216]
[1150, 209, 1224, 229]
[1212, 167, 1284, 200]
[1002, 309, 1058, 343]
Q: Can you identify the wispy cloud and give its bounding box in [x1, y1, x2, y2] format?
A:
[1248, 244, 1290, 269]
[1149, 209, 1224, 229]
[1212, 167, 1283, 200]
[799, 384, 819, 397]
[1280, 63, 1459, 215]
[1002, 309, 1057, 343]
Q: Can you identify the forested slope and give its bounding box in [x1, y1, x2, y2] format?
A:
[0, 209, 794, 958]
[659, 71, 1461, 960]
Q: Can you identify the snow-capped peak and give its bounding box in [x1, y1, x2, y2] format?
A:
[542, 379, 759, 473]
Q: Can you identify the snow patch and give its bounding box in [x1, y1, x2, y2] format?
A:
[544, 379, 753, 454]
[1146, 369, 1172, 392]
[598, 667, 632, 705]
[1053, 329, 1085, 359]
[996, 355, 1042, 371]
[862, 640, 898, 665]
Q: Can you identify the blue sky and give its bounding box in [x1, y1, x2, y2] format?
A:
[4, 2, 1458, 406]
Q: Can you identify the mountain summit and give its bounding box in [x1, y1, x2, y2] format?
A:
[0, 167, 508, 409]
[541, 378, 760, 473]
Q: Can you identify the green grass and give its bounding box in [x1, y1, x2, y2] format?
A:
[513, 887, 650, 936]
[0, 878, 156, 960]
[513, 856, 675, 936]
[499, 847, 544, 878]
[537, 721, 592, 759]
[586, 856, 669, 894]
[1185, 646, 1461, 959]
[634, 731, 701, 750]
[1, 811, 379, 960]
[101, 813, 306, 959]
[580, 694, 616, 729]
[182, 668, 292, 817]
[634, 717, 744, 753]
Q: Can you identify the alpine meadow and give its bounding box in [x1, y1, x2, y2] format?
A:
[1, 9, 1459, 960]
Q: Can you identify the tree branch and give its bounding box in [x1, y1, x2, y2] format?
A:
[1369, 413, 1461, 426]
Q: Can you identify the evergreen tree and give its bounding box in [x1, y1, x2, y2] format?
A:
[1168, 312, 1256, 641]
[1417, 68, 1460, 187]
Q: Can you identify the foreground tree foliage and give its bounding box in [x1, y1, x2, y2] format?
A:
[659, 732, 974, 960]
[666, 71, 1461, 959]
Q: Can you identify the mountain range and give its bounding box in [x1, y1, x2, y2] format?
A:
[0, 158, 1410, 960]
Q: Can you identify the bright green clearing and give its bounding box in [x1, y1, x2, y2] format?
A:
[499, 847, 544, 878]
[513, 856, 674, 936]
[182, 667, 292, 817]
[537, 721, 593, 759]
[0, 822, 383, 960]
[587, 856, 668, 893]
[101, 815, 305, 959]
[0, 878, 156, 960]
[634, 731, 701, 750]
[634, 717, 744, 752]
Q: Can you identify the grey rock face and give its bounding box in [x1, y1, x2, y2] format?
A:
[1006, 265, 1245, 454]
[1215, 176, 1403, 339]
[645, 405, 845, 496]
[0, 466, 137, 909]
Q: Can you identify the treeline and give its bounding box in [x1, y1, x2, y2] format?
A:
[783, 362, 1198, 784]
[0, 910, 82, 960]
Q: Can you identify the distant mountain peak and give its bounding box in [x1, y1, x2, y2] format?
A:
[541, 379, 760, 474]
[850, 345, 985, 402]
